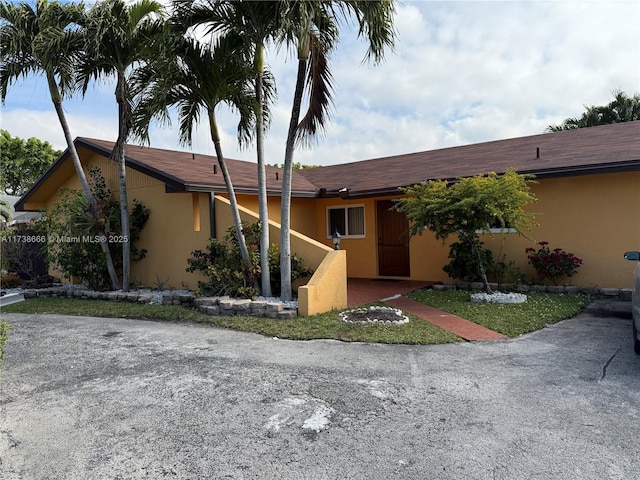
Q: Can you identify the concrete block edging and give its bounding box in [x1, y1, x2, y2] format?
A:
[433, 283, 633, 301]
[20, 288, 298, 319]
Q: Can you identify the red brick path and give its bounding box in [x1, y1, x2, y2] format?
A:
[384, 295, 508, 341]
[345, 279, 508, 341]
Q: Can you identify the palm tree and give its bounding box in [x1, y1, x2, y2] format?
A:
[0, 0, 120, 289]
[546, 90, 640, 132]
[132, 32, 265, 270]
[277, 0, 396, 301]
[80, 0, 165, 291]
[606, 90, 640, 123]
[178, 0, 282, 297]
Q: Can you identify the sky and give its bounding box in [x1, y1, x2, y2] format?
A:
[1, 0, 639, 167]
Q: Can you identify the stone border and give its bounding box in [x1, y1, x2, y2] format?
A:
[194, 296, 297, 319]
[433, 282, 633, 301]
[20, 288, 298, 319]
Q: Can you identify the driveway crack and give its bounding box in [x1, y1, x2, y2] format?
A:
[600, 349, 620, 381]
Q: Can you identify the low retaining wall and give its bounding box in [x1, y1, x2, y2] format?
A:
[434, 282, 633, 300]
[21, 288, 298, 319]
[194, 297, 297, 319]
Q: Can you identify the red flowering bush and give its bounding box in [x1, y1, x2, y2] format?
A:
[525, 242, 583, 285]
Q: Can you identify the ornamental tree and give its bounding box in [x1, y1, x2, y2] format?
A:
[394, 169, 537, 294]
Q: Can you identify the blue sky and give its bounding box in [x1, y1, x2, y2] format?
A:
[1, 0, 639, 166]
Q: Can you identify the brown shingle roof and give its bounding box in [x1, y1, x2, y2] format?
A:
[79, 138, 319, 197]
[16, 121, 640, 212]
[298, 121, 640, 197]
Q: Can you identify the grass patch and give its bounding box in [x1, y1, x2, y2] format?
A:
[1, 297, 462, 345]
[407, 290, 593, 337]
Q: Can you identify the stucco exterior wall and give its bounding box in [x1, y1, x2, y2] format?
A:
[233, 194, 318, 239]
[298, 250, 348, 316]
[481, 171, 640, 289]
[308, 196, 450, 282]
[40, 148, 638, 291]
[309, 172, 639, 289]
[44, 153, 210, 289]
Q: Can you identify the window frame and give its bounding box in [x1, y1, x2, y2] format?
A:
[476, 218, 517, 234]
[326, 204, 366, 239]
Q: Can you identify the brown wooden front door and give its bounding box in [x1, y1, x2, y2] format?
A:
[376, 200, 410, 277]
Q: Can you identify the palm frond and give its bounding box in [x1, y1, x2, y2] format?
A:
[130, 31, 258, 150]
[340, 0, 396, 64]
[296, 33, 334, 147]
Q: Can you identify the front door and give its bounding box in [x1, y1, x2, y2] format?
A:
[376, 200, 410, 277]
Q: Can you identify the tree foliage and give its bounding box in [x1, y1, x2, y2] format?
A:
[80, 0, 165, 292]
[186, 222, 312, 299]
[0, 130, 60, 195]
[546, 90, 640, 132]
[37, 167, 150, 291]
[0, 0, 122, 290]
[177, 0, 284, 297]
[278, 0, 396, 301]
[395, 169, 537, 293]
[0, 198, 11, 223]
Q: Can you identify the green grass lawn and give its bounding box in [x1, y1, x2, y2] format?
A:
[407, 290, 593, 337]
[0, 290, 593, 349]
[0, 297, 462, 345]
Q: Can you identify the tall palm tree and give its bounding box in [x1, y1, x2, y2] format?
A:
[178, 0, 282, 297]
[0, 0, 120, 289]
[80, 0, 164, 291]
[132, 32, 265, 269]
[277, 0, 396, 301]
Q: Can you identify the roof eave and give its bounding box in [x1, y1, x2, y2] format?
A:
[182, 184, 319, 198]
[324, 160, 640, 199]
[14, 148, 70, 211]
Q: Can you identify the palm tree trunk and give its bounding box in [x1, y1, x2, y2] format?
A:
[208, 111, 251, 265]
[48, 74, 121, 291]
[255, 43, 272, 297]
[280, 56, 308, 302]
[114, 71, 131, 292]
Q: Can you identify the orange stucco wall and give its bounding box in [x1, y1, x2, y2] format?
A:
[306, 196, 450, 282]
[44, 153, 211, 289]
[233, 194, 318, 239]
[40, 149, 639, 291]
[481, 171, 640, 289]
[308, 172, 639, 289]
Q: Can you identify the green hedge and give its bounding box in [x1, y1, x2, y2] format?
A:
[0, 322, 8, 368]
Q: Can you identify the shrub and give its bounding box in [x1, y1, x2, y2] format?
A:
[1, 225, 49, 285]
[443, 239, 494, 282]
[187, 223, 313, 299]
[1, 272, 22, 289]
[36, 168, 150, 290]
[526, 241, 583, 285]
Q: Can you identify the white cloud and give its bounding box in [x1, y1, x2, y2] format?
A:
[1, 1, 638, 166]
[0, 108, 118, 151]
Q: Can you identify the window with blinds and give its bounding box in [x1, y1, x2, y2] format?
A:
[327, 205, 365, 238]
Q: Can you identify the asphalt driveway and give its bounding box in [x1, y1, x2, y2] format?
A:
[1, 309, 639, 479]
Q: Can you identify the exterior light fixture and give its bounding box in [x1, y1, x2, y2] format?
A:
[332, 230, 342, 250]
